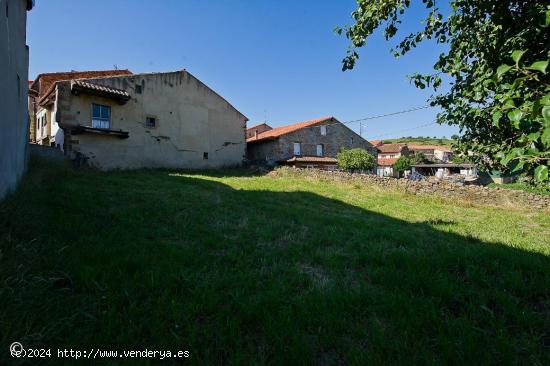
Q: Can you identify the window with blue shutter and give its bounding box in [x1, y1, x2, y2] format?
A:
[91, 104, 111, 129]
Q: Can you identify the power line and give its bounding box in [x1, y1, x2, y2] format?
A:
[309, 105, 431, 130]
[341, 105, 430, 125]
[369, 121, 439, 139]
[248, 105, 435, 138]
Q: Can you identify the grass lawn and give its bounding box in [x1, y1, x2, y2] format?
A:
[1, 159, 549, 365]
[487, 182, 550, 196]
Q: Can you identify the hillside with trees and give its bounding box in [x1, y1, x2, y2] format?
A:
[382, 136, 456, 146]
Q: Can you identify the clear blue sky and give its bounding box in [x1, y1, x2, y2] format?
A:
[27, 0, 459, 139]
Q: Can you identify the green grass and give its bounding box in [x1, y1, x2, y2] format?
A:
[487, 182, 550, 196]
[383, 137, 454, 146]
[1, 159, 549, 365]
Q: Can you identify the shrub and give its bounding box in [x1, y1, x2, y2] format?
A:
[410, 152, 429, 165]
[337, 148, 376, 172]
[393, 156, 411, 174]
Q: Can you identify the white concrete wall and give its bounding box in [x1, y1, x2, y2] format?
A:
[0, 0, 30, 199]
[56, 71, 247, 170]
[35, 108, 48, 142]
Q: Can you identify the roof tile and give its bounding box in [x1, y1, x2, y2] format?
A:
[246, 116, 333, 142]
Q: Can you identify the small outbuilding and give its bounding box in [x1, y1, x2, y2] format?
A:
[411, 163, 477, 179]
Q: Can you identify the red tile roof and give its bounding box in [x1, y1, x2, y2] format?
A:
[408, 144, 452, 152]
[71, 80, 131, 101]
[369, 140, 383, 146]
[377, 158, 398, 166]
[246, 116, 333, 142]
[30, 69, 132, 98]
[377, 143, 407, 153]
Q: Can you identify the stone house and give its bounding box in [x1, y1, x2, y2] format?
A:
[29, 69, 132, 147]
[0, 0, 33, 199]
[246, 116, 376, 169]
[30, 69, 248, 170]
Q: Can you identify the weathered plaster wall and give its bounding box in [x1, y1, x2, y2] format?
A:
[56, 71, 247, 170]
[0, 0, 29, 199]
[247, 119, 376, 163]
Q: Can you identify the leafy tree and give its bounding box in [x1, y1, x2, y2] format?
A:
[393, 156, 411, 176]
[452, 154, 473, 164]
[336, 1, 550, 183]
[337, 148, 376, 171]
[451, 134, 459, 141]
[410, 151, 429, 164]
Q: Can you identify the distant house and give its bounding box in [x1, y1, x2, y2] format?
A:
[369, 140, 383, 147]
[29, 69, 248, 169]
[375, 143, 409, 177]
[246, 116, 376, 170]
[246, 123, 272, 139]
[1, 0, 33, 199]
[408, 144, 453, 162]
[377, 158, 398, 177]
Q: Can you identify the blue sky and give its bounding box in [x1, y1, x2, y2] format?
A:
[27, 0, 459, 139]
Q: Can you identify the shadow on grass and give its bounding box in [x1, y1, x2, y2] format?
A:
[0, 162, 548, 365]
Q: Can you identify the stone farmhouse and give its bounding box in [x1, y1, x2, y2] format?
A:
[28, 69, 248, 170]
[246, 117, 376, 169]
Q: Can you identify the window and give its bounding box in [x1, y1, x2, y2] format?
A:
[350, 137, 354, 145]
[293, 142, 301, 156]
[42, 116, 46, 127]
[203, 152, 209, 160]
[320, 125, 327, 136]
[316, 144, 323, 157]
[146, 117, 156, 128]
[135, 84, 142, 94]
[92, 104, 111, 129]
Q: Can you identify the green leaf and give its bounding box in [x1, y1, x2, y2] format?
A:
[541, 127, 550, 146]
[502, 98, 515, 110]
[527, 132, 540, 142]
[501, 148, 522, 166]
[507, 109, 523, 128]
[534, 165, 549, 182]
[526, 60, 548, 73]
[542, 106, 550, 123]
[496, 64, 512, 78]
[511, 50, 525, 65]
[546, 9, 550, 26]
[509, 159, 525, 173]
[492, 111, 502, 127]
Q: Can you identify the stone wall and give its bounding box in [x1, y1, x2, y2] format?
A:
[273, 167, 550, 210]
